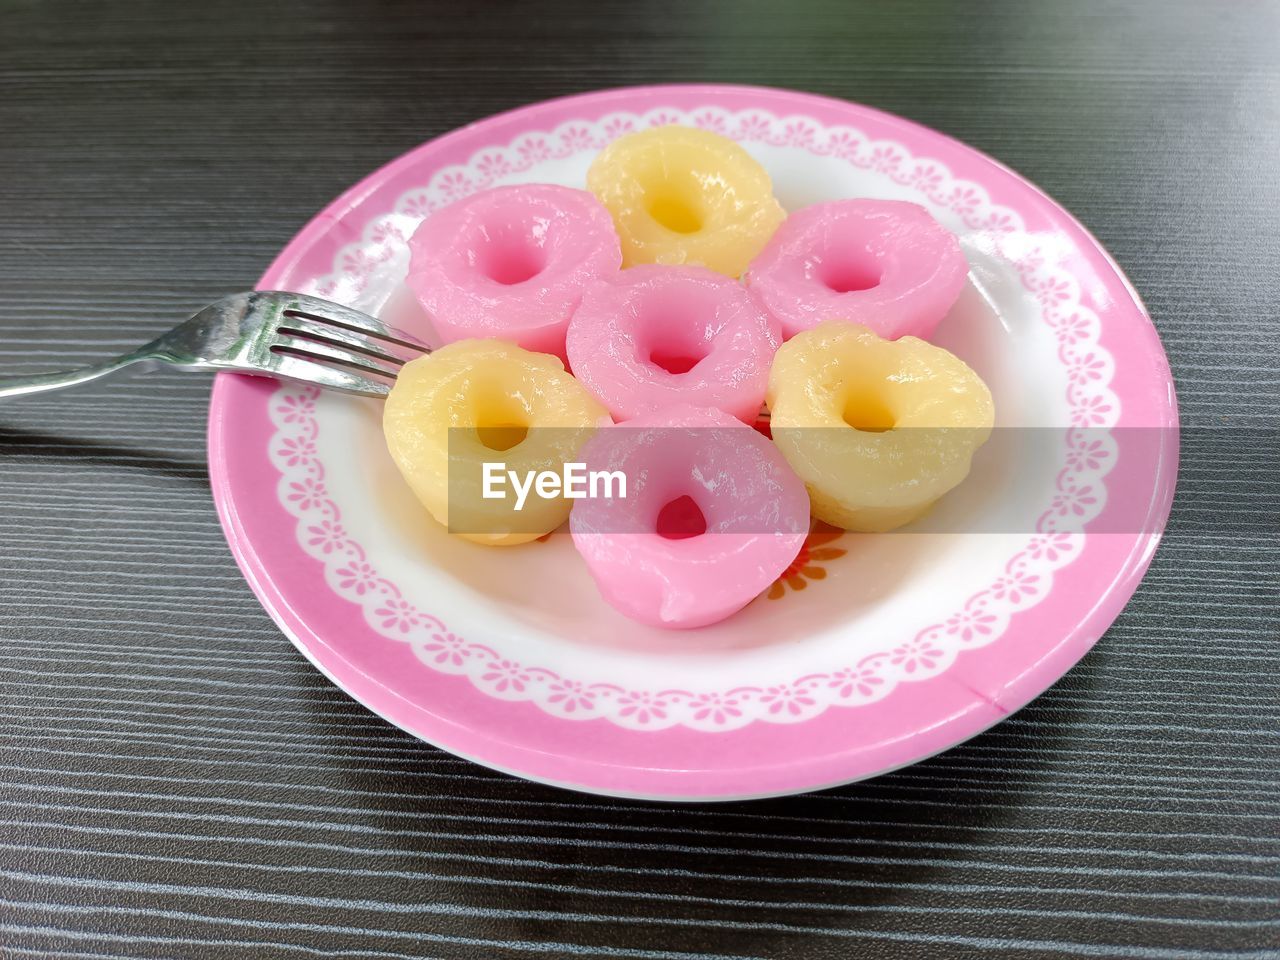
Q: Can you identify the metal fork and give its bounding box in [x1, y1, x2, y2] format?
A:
[0, 291, 429, 400]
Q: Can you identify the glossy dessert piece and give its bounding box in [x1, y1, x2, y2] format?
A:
[767, 322, 994, 532]
[746, 199, 968, 341]
[565, 264, 780, 423]
[587, 126, 785, 277]
[384, 339, 608, 546]
[405, 184, 621, 361]
[570, 404, 809, 628]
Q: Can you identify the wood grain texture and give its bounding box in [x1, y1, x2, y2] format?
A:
[0, 1, 1277, 957]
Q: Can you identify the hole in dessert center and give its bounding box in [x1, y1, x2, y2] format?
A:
[475, 394, 531, 451]
[843, 391, 896, 433]
[821, 249, 882, 293]
[479, 236, 545, 286]
[643, 295, 715, 376]
[649, 345, 708, 375]
[646, 184, 703, 234]
[476, 423, 528, 451]
[656, 495, 707, 540]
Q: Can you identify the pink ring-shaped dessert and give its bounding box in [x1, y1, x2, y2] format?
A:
[406, 184, 621, 360]
[565, 264, 781, 422]
[745, 198, 969, 342]
[569, 404, 809, 629]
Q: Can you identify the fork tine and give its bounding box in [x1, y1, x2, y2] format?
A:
[268, 339, 400, 380]
[266, 352, 391, 398]
[274, 315, 410, 368]
[266, 291, 429, 355]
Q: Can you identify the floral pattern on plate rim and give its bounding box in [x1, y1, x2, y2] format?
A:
[266, 107, 1119, 732]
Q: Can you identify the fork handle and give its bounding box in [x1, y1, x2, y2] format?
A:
[0, 353, 163, 400]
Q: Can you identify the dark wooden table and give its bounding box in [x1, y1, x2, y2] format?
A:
[2, 2, 1277, 957]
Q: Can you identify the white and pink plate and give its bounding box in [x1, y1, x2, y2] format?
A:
[208, 85, 1178, 801]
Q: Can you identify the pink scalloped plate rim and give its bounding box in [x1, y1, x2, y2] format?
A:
[207, 85, 1178, 801]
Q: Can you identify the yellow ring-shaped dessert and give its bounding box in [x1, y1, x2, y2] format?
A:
[384, 340, 607, 545]
[767, 323, 994, 532]
[586, 126, 786, 278]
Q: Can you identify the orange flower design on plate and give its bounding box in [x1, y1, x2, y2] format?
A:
[767, 522, 847, 599]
